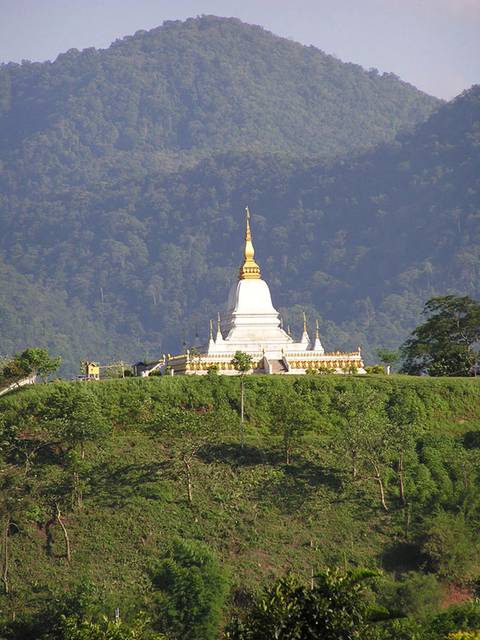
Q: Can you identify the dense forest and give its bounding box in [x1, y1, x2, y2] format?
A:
[0, 16, 439, 167]
[1, 376, 480, 638]
[1, 16, 478, 374]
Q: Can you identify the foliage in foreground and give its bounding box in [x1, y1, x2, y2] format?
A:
[225, 568, 390, 640]
[0, 376, 480, 638]
[149, 539, 229, 640]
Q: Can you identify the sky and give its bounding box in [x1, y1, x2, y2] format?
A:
[0, 0, 479, 99]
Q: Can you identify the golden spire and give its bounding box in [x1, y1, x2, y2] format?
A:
[303, 311, 307, 333]
[209, 319, 213, 340]
[315, 319, 320, 339]
[239, 206, 261, 280]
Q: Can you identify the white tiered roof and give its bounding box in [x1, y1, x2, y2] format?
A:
[206, 209, 324, 357]
[161, 207, 364, 376]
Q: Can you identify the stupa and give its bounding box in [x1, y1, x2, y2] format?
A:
[161, 208, 365, 375]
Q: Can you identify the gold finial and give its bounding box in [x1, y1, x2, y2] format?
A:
[303, 311, 307, 333]
[316, 319, 320, 339]
[239, 206, 261, 280]
[209, 319, 213, 340]
[217, 312, 221, 332]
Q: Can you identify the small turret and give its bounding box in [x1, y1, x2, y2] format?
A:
[312, 319, 325, 353]
[215, 312, 224, 344]
[301, 311, 310, 345]
[208, 319, 215, 349]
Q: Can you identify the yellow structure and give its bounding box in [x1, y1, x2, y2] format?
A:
[82, 361, 100, 380]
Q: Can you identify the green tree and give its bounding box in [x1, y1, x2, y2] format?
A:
[429, 602, 480, 640]
[336, 386, 391, 510]
[386, 388, 421, 507]
[14, 348, 61, 381]
[46, 385, 108, 461]
[45, 385, 109, 510]
[269, 388, 316, 464]
[421, 511, 480, 583]
[231, 351, 252, 446]
[376, 349, 399, 375]
[149, 539, 229, 640]
[225, 568, 389, 640]
[401, 296, 480, 376]
[152, 407, 228, 505]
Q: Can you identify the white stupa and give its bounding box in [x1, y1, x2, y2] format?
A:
[162, 208, 364, 375]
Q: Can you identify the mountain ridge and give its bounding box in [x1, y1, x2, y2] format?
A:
[0, 15, 440, 167]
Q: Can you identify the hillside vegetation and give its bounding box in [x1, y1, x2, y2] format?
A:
[0, 376, 480, 637]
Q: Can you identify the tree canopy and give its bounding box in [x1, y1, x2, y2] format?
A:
[401, 296, 480, 376]
[225, 569, 389, 640]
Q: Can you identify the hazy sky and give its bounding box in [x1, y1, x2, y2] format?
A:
[1, 0, 479, 99]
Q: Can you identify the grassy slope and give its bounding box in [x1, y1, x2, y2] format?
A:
[1, 375, 480, 620]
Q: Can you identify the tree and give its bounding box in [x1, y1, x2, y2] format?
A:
[335, 386, 391, 510]
[376, 349, 399, 375]
[152, 407, 228, 505]
[269, 388, 316, 464]
[401, 296, 480, 376]
[37, 466, 75, 564]
[231, 352, 252, 446]
[45, 385, 109, 510]
[46, 385, 108, 461]
[12, 348, 61, 381]
[1, 579, 164, 639]
[421, 511, 480, 583]
[386, 388, 421, 508]
[429, 601, 480, 639]
[225, 568, 389, 640]
[150, 538, 229, 640]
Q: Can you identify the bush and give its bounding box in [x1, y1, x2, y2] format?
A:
[149, 539, 229, 640]
[421, 512, 480, 582]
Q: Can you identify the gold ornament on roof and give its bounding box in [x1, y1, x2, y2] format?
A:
[239, 206, 261, 280]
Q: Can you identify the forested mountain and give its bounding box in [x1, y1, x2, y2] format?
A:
[0, 15, 439, 173]
[2, 17, 477, 374]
